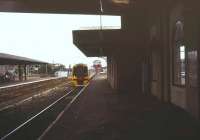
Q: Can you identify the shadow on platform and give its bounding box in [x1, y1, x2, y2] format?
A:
[43, 74, 200, 140]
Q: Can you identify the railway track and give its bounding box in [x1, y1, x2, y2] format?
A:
[0, 81, 72, 112]
[0, 84, 89, 140]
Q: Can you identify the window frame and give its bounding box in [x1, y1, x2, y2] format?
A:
[172, 21, 186, 87]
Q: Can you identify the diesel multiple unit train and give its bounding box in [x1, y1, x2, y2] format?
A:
[70, 64, 89, 86]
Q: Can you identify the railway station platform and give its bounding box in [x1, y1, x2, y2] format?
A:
[0, 77, 60, 89]
[0, 77, 68, 112]
[42, 74, 200, 140]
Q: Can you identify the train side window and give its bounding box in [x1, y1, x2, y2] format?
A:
[173, 21, 186, 86]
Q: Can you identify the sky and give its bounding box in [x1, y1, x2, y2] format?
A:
[0, 12, 121, 68]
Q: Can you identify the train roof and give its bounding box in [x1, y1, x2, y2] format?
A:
[73, 63, 88, 67]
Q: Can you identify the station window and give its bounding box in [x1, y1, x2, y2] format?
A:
[173, 21, 186, 86]
[188, 50, 198, 87]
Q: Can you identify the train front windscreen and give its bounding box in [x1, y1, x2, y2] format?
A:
[73, 66, 88, 78]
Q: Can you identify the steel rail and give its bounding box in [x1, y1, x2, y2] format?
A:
[0, 81, 72, 112]
[38, 83, 89, 140]
[0, 87, 76, 140]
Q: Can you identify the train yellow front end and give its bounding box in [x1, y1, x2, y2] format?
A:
[70, 64, 89, 86]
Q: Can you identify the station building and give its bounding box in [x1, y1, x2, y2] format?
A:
[73, 0, 200, 120]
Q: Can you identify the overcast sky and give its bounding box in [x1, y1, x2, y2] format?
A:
[0, 12, 121, 67]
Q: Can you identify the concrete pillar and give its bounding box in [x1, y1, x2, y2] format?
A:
[113, 57, 118, 90]
[24, 65, 27, 80]
[18, 65, 23, 81]
[109, 55, 119, 90]
[107, 56, 111, 83]
[27, 65, 30, 77]
[45, 64, 48, 75]
[111, 57, 114, 88]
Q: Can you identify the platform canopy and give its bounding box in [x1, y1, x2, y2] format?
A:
[73, 29, 146, 57]
[0, 0, 135, 15]
[0, 53, 48, 65]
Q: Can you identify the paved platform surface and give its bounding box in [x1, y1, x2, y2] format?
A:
[43, 74, 200, 140]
